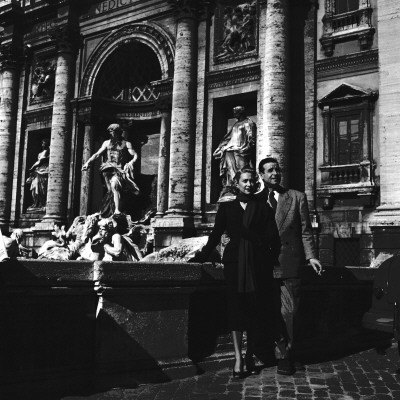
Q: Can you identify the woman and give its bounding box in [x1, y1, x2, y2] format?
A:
[192, 167, 280, 378]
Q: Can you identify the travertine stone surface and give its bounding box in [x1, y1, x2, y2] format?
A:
[80, 123, 94, 216]
[260, 0, 289, 187]
[167, 15, 197, 215]
[0, 56, 19, 226]
[44, 35, 76, 223]
[156, 108, 171, 215]
[371, 0, 400, 226]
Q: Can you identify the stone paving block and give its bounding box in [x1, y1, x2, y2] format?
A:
[312, 389, 329, 397]
[57, 343, 400, 400]
[297, 385, 312, 393]
[278, 390, 296, 397]
[358, 387, 375, 395]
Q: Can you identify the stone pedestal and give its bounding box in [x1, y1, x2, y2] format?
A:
[153, 216, 195, 251]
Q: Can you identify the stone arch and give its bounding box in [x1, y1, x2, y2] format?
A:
[80, 22, 175, 98]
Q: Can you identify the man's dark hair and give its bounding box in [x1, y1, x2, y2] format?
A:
[258, 157, 279, 174]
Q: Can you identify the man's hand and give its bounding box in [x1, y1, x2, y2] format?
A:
[309, 258, 323, 275]
[81, 162, 90, 172]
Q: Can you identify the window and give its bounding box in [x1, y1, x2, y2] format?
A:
[317, 84, 378, 209]
[335, 114, 361, 165]
[335, 0, 359, 15]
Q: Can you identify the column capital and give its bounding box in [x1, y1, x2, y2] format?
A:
[168, 0, 214, 20]
[49, 25, 81, 54]
[0, 42, 22, 71]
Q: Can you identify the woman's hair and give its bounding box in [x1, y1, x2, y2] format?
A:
[233, 167, 258, 187]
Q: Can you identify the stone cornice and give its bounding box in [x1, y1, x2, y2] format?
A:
[24, 104, 53, 125]
[206, 62, 261, 89]
[316, 49, 378, 81]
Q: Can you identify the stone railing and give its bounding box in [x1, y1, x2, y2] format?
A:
[331, 10, 362, 32]
[320, 163, 361, 185]
[318, 161, 377, 208]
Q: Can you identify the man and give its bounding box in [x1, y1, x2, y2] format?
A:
[258, 157, 323, 375]
[82, 124, 139, 217]
[213, 106, 256, 200]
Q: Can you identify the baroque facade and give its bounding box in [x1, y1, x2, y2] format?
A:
[0, 0, 399, 266]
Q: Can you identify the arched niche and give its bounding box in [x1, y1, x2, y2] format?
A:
[80, 22, 175, 98]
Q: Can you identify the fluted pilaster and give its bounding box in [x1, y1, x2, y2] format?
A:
[0, 43, 21, 227]
[43, 26, 79, 223]
[166, 1, 198, 215]
[260, 0, 290, 186]
[79, 121, 94, 216]
[156, 103, 171, 216]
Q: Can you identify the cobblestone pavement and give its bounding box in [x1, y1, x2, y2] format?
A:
[64, 342, 400, 400]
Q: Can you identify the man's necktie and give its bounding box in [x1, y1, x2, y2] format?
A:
[269, 190, 277, 213]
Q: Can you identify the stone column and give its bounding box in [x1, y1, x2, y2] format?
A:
[370, 0, 400, 227]
[0, 44, 20, 227]
[260, 0, 290, 187]
[43, 26, 78, 223]
[166, 1, 198, 216]
[79, 121, 94, 216]
[156, 104, 171, 216]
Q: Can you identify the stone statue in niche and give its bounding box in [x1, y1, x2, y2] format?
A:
[216, 1, 257, 60]
[81, 123, 140, 217]
[31, 61, 56, 101]
[26, 138, 50, 211]
[213, 105, 256, 201]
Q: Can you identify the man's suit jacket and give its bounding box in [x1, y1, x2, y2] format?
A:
[271, 186, 316, 279]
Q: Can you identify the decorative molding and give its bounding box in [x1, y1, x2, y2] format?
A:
[24, 105, 53, 125]
[317, 183, 378, 209]
[206, 62, 260, 89]
[151, 78, 173, 99]
[80, 23, 175, 98]
[316, 49, 378, 80]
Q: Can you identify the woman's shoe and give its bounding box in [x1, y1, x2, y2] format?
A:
[232, 358, 244, 379]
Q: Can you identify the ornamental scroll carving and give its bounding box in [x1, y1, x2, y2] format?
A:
[214, 0, 258, 63]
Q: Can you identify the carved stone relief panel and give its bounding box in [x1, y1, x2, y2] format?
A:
[214, 0, 258, 63]
[30, 58, 56, 104]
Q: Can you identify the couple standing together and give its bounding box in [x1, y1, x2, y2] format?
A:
[192, 157, 323, 378]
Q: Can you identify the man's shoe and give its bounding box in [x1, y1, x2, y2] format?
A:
[277, 359, 295, 376]
[245, 354, 259, 375]
[293, 361, 306, 371]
